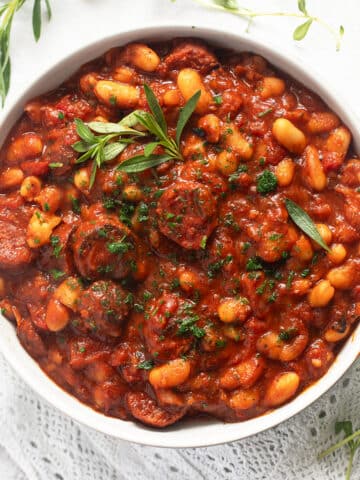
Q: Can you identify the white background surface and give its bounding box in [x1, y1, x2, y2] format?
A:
[1, 0, 360, 479]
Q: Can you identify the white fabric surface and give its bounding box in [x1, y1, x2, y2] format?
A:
[1, 1, 360, 479]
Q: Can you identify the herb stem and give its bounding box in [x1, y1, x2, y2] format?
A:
[346, 450, 355, 480]
[194, 0, 342, 49]
[318, 430, 360, 459]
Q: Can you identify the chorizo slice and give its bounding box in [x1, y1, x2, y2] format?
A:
[17, 317, 46, 357]
[156, 180, 217, 250]
[160, 41, 218, 75]
[340, 159, 360, 186]
[125, 391, 185, 428]
[0, 219, 33, 270]
[42, 124, 79, 176]
[39, 223, 75, 275]
[143, 293, 193, 361]
[77, 280, 130, 337]
[336, 185, 360, 229]
[72, 217, 137, 280]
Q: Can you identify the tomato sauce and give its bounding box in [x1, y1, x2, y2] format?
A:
[0, 39, 359, 427]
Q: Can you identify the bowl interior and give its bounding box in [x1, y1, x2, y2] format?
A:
[0, 25, 359, 448]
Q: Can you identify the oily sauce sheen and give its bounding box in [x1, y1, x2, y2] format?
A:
[0, 39, 359, 427]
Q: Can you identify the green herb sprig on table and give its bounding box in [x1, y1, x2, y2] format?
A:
[194, 0, 344, 50]
[319, 421, 360, 480]
[0, 0, 52, 106]
[72, 85, 200, 186]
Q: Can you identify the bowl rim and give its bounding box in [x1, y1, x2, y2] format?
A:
[0, 24, 359, 449]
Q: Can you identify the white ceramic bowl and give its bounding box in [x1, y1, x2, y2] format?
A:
[0, 26, 359, 448]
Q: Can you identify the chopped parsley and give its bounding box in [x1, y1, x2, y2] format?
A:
[286, 270, 295, 289]
[50, 235, 62, 258]
[137, 360, 154, 370]
[213, 94, 223, 105]
[107, 238, 132, 255]
[301, 268, 311, 277]
[50, 269, 65, 280]
[246, 256, 263, 271]
[216, 339, 227, 348]
[278, 327, 297, 342]
[257, 108, 273, 118]
[49, 162, 63, 168]
[138, 202, 149, 223]
[256, 170, 278, 194]
[200, 235, 207, 249]
[177, 315, 205, 339]
[207, 255, 233, 278]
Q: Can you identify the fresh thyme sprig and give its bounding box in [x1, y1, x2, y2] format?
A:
[319, 421, 360, 480]
[194, 0, 344, 50]
[72, 85, 200, 184]
[0, 0, 52, 106]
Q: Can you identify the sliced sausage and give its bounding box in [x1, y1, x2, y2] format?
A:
[125, 391, 185, 427]
[0, 219, 33, 270]
[336, 185, 360, 229]
[72, 216, 137, 280]
[143, 293, 194, 360]
[180, 161, 227, 197]
[17, 317, 46, 357]
[42, 124, 79, 176]
[160, 41, 218, 75]
[39, 223, 75, 275]
[340, 159, 360, 187]
[157, 180, 217, 250]
[77, 280, 130, 338]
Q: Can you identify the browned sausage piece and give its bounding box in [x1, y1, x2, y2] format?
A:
[340, 159, 360, 186]
[39, 223, 75, 275]
[72, 217, 137, 280]
[77, 280, 130, 338]
[160, 41, 218, 75]
[17, 318, 46, 357]
[143, 293, 194, 360]
[336, 185, 360, 229]
[125, 391, 185, 427]
[0, 219, 33, 270]
[42, 124, 79, 176]
[156, 180, 217, 250]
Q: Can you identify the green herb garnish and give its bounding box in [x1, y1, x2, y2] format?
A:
[257, 108, 273, 118]
[319, 421, 360, 480]
[73, 113, 144, 188]
[285, 198, 330, 252]
[246, 256, 263, 271]
[194, 0, 344, 50]
[0, 0, 52, 106]
[177, 315, 205, 339]
[117, 85, 200, 173]
[257, 170, 277, 194]
[137, 360, 155, 370]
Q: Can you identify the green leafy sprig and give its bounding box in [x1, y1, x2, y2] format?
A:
[0, 0, 52, 106]
[117, 84, 200, 173]
[319, 421, 360, 480]
[195, 0, 344, 50]
[73, 113, 146, 188]
[73, 85, 200, 185]
[285, 198, 330, 252]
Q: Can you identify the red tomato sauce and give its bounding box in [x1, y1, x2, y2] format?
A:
[0, 39, 359, 427]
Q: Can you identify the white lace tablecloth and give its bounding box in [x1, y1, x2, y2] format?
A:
[1, 1, 360, 479]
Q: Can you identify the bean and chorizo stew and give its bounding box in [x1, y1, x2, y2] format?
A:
[0, 38, 359, 428]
